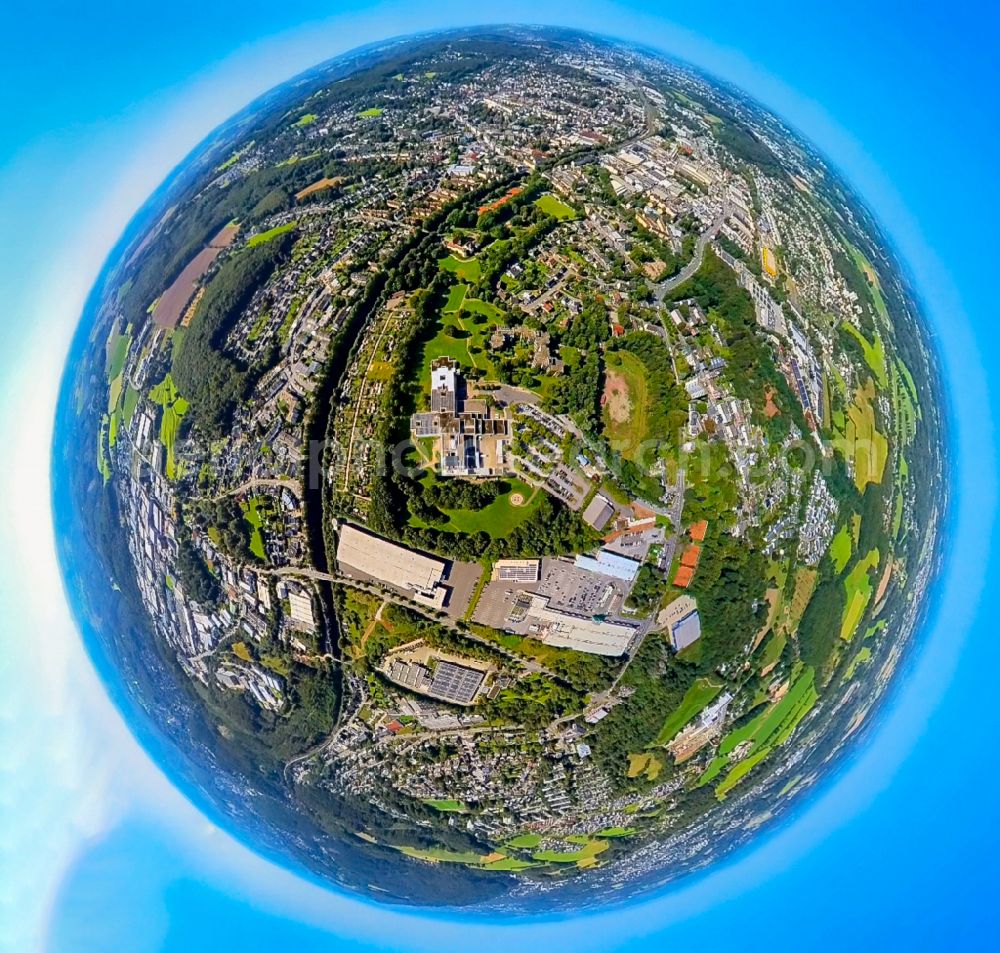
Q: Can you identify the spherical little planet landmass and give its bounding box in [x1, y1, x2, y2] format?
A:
[55, 26, 945, 911]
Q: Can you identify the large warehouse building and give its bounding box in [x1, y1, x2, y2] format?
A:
[336, 524, 447, 607]
[517, 593, 636, 656]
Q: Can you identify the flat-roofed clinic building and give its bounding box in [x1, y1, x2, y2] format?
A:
[337, 524, 445, 598]
[430, 359, 457, 414]
[492, 558, 541, 583]
[574, 549, 642, 582]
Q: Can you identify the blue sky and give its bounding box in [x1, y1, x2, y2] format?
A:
[1, 3, 998, 951]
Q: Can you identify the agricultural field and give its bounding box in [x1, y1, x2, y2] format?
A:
[149, 373, 188, 480]
[707, 666, 818, 799]
[841, 548, 881, 641]
[836, 378, 889, 491]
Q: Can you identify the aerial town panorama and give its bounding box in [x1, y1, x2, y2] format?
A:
[62, 27, 945, 908]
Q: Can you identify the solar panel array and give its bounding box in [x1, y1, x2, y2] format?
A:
[429, 660, 485, 704]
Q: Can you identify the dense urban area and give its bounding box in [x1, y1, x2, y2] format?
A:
[70, 28, 943, 904]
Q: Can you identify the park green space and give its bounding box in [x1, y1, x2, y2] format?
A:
[292, 113, 317, 127]
[357, 107, 384, 118]
[242, 496, 267, 560]
[434, 479, 542, 537]
[535, 193, 576, 220]
[419, 287, 509, 390]
[651, 676, 722, 746]
[439, 253, 481, 282]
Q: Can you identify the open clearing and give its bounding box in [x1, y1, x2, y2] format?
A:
[602, 350, 648, 457]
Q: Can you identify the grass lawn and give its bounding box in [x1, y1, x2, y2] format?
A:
[292, 113, 317, 127]
[443, 283, 469, 313]
[436, 481, 542, 537]
[535, 193, 576, 220]
[242, 496, 267, 560]
[652, 676, 722, 746]
[841, 548, 880, 641]
[248, 222, 297, 247]
[439, 253, 481, 282]
[357, 107, 384, 118]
